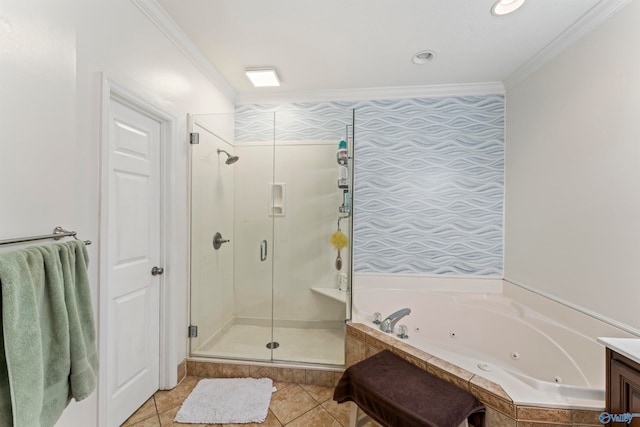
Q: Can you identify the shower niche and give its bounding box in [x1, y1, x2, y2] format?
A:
[188, 109, 354, 366]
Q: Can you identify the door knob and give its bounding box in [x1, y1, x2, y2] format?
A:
[151, 266, 164, 276]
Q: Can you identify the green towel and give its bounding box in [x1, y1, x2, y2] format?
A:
[0, 240, 98, 427]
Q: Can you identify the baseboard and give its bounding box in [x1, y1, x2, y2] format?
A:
[177, 359, 187, 383]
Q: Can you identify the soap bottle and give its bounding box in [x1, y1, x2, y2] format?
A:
[337, 140, 348, 164]
[339, 190, 350, 214]
[338, 165, 349, 189]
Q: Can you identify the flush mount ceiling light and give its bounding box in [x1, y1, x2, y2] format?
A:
[491, 0, 526, 16]
[412, 50, 436, 65]
[245, 68, 280, 87]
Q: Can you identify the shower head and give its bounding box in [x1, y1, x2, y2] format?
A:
[217, 148, 239, 165]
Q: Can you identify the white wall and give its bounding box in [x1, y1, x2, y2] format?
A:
[272, 143, 347, 323]
[0, 0, 233, 425]
[504, 1, 640, 333]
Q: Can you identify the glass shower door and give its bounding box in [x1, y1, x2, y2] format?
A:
[189, 113, 274, 362]
[189, 108, 353, 366]
[231, 130, 276, 360]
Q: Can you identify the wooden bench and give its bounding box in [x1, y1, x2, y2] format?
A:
[333, 350, 485, 427]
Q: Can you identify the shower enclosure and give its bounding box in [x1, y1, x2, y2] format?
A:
[188, 108, 354, 366]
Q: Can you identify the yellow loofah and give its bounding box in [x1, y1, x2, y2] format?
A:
[330, 230, 349, 250]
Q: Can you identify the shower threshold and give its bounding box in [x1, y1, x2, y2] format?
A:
[194, 324, 345, 366]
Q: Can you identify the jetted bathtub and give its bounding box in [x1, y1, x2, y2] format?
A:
[352, 285, 606, 410]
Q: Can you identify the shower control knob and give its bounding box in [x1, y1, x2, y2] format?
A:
[213, 232, 230, 250]
[151, 266, 164, 276]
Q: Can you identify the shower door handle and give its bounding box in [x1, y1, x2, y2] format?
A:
[260, 240, 268, 262]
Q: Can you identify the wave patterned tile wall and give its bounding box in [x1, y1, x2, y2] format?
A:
[235, 95, 504, 276]
[235, 102, 354, 142]
[354, 96, 503, 276]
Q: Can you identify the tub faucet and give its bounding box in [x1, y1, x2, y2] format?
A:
[380, 308, 411, 333]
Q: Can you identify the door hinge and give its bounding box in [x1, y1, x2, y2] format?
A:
[190, 132, 200, 144]
[188, 325, 198, 338]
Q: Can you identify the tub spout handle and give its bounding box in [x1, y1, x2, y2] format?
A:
[397, 324, 409, 339]
[380, 308, 411, 333]
[373, 312, 382, 325]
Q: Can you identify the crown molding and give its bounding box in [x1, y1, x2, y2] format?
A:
[504, 0, 632, 90]
[235, 82, 505, 105]
[132, 0, 628, 105]
[130, 0, 236, 103]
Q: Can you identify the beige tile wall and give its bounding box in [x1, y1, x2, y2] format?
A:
[185, 360, 344, 387]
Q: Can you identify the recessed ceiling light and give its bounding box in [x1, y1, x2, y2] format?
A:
[245, 68, 280, 87]
[491, 0, 526, 16]
[412, 50, 436, 65]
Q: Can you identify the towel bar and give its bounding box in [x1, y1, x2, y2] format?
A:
[0, 226, 91, 246]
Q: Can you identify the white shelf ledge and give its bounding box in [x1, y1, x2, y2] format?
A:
[311, 287, 347, 304]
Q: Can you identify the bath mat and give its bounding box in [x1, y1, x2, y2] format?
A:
[174, 377, 273, 424]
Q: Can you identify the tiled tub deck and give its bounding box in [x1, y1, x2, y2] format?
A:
[345, 323, 603, 427]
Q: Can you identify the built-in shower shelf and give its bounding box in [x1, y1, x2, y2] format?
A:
[311, 287, 347, 304]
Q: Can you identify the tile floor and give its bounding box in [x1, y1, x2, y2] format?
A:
[122, 376, 375, 427]
[193, 325, 345, 366]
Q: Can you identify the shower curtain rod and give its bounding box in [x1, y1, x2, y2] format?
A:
[0, 226, 92, 246]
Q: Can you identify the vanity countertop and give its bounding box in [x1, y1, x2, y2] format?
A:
[598, 337, 640, 365]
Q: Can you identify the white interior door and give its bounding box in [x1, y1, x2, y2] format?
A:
[105, 98, 162, 426]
